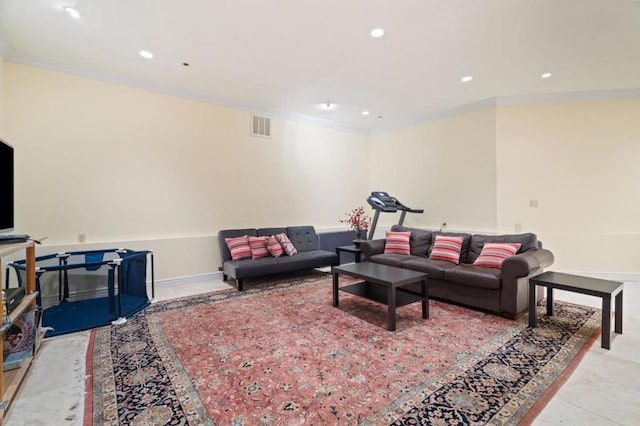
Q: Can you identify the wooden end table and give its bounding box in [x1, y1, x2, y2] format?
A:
[529, 271, 623, 349]
[332, 262, 428, 331]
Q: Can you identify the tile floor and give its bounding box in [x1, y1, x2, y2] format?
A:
[3, 275, 639, 425]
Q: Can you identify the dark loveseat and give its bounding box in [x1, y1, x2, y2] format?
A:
[218, 225, 339, 291]
[360, 225, 554, 317]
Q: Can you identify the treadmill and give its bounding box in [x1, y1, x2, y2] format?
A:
[366, 191, 424, 239]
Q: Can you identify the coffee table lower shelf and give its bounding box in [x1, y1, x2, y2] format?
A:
[340, 282, 423, 307]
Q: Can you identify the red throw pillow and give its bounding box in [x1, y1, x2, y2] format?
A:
[275, 233, 298, 256]
[384, 231, 411, 255]
[248, 236, 270, 259]
[429, 235, 464, 264]
[473, 243, 521, 268]
[225, 235, 252, 261]
[265, 235, 284, 258]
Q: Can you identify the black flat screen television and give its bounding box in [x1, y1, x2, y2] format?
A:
[0, 139, 14, 233]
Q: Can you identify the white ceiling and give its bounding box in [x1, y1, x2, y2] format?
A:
[1, 0, 639, 134]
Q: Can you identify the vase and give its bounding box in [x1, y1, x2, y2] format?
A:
[353, 229, 366, 248]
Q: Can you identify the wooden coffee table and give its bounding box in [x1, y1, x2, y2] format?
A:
[332, 262, 428, 331]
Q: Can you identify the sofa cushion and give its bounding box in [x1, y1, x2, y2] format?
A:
[473, 243, 521, 268]
[429, 235, 464, 264]
[257, 227, 286, 237]
[225, 235, 252, 261]
[223, 250, 338, 279]
[402, 258, 458, 281]
[248, 236, 270, 259]
[444, 264, 502, 290]
[286, 226, 320, 252]
[384, 231, 411, 255]
[265, 235, 284, 258]
[276, 233, 298, 256]
[390, 225, 433, 256]
[468, 233, 538, 264]
[429, 232, 472, 264]
[369, 253, 420, 268]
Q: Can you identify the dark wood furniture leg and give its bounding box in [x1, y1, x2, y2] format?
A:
[528, 281, 537, 327]
[421, 278, 428, 319]
[332, 270, 339, 307]
[546, 286, 554, 316]
[237, 278, 243, 291]
[388, 284, 396, 331]
[602, 295, 612, 349]
[615, 290, 623, 334]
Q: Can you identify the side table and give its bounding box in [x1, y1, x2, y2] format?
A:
[529, 271, 623, 349]
[335, 245, 363, 264]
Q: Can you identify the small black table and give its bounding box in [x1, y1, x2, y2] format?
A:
[529, 271, 623, 349]
[335, 245, 363, 264]
[332, 262, 428, 331]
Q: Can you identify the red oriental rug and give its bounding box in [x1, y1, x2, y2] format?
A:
[85, 272, 600, 425]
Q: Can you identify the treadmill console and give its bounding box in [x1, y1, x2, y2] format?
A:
[367, 191, 404, 211]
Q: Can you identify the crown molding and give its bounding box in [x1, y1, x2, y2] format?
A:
[6, 53, 369, 136]
[5, 54, 640, 138]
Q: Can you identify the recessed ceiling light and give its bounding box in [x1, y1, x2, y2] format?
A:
[461, 76, 473, 82]
[362, 111, 370, 116]
[139, 50, 154, 59]
[62, 6, 81, 19]
[316, 102, 337, 111]
[541, 72, 552, 79]
[370, 28, 385, 38]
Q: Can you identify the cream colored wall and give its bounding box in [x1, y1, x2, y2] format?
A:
[496, 99, 640, 273]
[368, 108, 498, 236]
[3, 63, 369, 279]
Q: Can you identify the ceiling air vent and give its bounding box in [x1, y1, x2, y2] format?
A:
[251, 114, 272, 138]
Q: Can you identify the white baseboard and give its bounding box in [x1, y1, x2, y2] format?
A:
[151, 271, 223, 288]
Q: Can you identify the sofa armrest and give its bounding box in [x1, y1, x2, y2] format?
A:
[500, 248, 554, 316]
[502, 249, 555, 278]
[360, 239, 386, 260]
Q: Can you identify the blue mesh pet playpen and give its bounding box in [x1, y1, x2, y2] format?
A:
[6, 248, 155, 337]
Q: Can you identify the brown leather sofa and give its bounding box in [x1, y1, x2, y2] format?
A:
[359, 225, 554, 318]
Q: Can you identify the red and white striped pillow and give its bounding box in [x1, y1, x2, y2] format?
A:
[248, 236, 270, 259]
[473, 243, 521, 268]
[265, 235, 284, 258]
[275, 233, 298, 256]
[384, 231, 411, 255]
[429, 235, 464, 264]
[225, 235, 252, 261]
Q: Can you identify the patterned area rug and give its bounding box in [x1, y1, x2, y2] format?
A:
[86, 273, 600, 425]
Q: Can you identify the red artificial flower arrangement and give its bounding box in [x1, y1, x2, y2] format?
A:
[339, 206, 371, 237]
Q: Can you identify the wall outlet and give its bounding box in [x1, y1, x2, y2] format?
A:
[514, 223, 522, 232]
[78, 233, 86, 243]
[529, 199, 539, 208]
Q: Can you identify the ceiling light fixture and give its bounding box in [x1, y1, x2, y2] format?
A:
[541, 72, 552, 79]
[370, 28, 385, 38]
[139, 50, 154, 59]
[62, 6, 81, 19]
[461, 75, 473, 82]
[362, 111, 370, 116]
[316, 102, 337, 111]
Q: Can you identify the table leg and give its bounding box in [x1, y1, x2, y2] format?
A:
[421, 279, 428, 319]
[615, 290, 623, 334]
[355, 253, 361, 263]
[332, 271, 339, 307]
[528, 282, 537, 327]
[546, 287, 554, 316]
[602, 296, 611, 350]
[388, 285, 396, 331]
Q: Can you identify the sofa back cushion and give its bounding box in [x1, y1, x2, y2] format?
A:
[286, 226, 320, 252]
[218, 228, 258, 263]
[390, 225, 433, 257]
[257, 227, 286, 237]
[467, 233, 538, 264]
